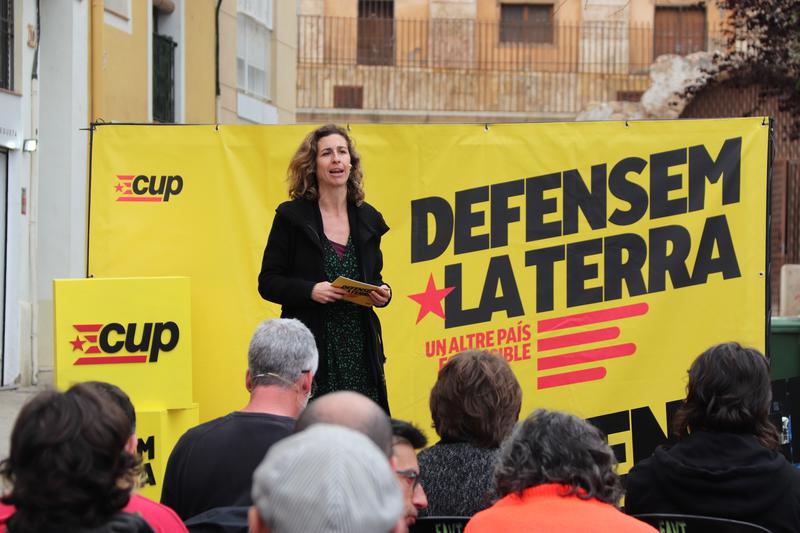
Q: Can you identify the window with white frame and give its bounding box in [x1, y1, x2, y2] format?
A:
[237, 0, 272, 100]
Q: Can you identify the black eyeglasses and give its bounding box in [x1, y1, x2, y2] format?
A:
[396, 469, 421, 491]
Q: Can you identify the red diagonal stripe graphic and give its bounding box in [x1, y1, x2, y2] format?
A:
[85, 335, 97, 342]
[75, 355, 147, 365]
[117, 175, 134, 180]
[85, 346, 101, 354]
[537, 327, 619, 352]
[117, 197, 162, 202]
[537, 302, 649, 332]
[74, 324, 102, 332]
[537, 343, 636, 370]
[537, 367, 606, 389]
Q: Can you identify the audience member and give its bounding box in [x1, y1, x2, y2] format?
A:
[418, 350, 522, 516]
[83, 382, 187, 533]
[295, 391, 408, 532]
[294, 390, 393, 456]
[625, 342, 800, 533]
[466, 409, 657, 532]
[182, 391, 395, 533]
[391, 419, 428, 529]
[0, 384, 153, 533]
[0, 382, 184, 532]
[161, 318, 318, 520]
[248, 424, 402, 533]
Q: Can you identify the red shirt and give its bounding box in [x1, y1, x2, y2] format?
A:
[0, 494, 187, 533]
[465, 484, 658, 533]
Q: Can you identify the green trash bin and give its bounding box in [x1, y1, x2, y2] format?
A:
[770, 316, 800, 380]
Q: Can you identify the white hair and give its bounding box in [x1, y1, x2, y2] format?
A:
[248, 318, 318, 387]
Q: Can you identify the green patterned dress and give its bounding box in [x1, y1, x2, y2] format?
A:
[316, 235, 380, 403]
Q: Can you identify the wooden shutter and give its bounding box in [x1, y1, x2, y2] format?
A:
[654, 6, 706, 57]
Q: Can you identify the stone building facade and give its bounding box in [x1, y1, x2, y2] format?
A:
[297, 0, 724, 123]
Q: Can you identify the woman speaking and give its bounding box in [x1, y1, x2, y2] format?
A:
[258, 124, 392, 413]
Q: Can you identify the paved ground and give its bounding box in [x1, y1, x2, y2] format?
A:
[0, 370, 53, 461]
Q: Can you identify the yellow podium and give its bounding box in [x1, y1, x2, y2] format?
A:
[54, 277, 198, 500]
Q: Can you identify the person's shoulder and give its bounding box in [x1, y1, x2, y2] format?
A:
[463, 505, 502, 533]
[0, 501, 14, 533]
[352, 201, 389, 239]
[276, 198, 315, 219]
[230, 411, 295, 428]
[439, 442, 496, 460]
[173, 413, 239, 448]
[613, 511, 659, 532]
[357, 200, 381, 216]
[204, 412, 295, 443]
[356, 202, 387, 226]
[417, 442, 442, 460]
[624, 454, 657, 493]
[179, 412, 293, 447]
[775, 454, 800, 486]
[418, 442, 477, 464]
[0, 502, 13, 522]
[628, 454, 654, 471]
[125, 495, 188, 533]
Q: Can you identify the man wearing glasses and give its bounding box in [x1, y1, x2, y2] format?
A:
[391, 419, 429, 529]
[161, 318, 318, 521]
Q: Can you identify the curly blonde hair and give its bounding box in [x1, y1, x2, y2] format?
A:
[288, 124, 365, 205]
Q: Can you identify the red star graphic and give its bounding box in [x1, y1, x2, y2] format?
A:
[408, 274, 455, 324]
[114, 183, 124, 192]
[70, 335, 85, 352]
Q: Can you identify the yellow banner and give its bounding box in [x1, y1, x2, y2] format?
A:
[88, 120, 768, 473]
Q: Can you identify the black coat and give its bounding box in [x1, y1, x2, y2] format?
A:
[257, 198, 391, 412]
[625, 430, 800, 533]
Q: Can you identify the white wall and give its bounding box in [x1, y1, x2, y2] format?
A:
[35, 0, 90, 374]
[1, 0, 40, 386]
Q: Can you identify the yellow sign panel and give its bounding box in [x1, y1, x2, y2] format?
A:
[54, 277, 194, 411]
[88, 120, 768, 473]
[135, 407, 199, 501]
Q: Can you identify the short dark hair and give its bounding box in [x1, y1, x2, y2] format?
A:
[391, 419, 428, 450]
[0, 384, 140, 531]
[429, 350, 522, 448]
[84, 381, 136, 434]
[493, 409, 622, 505]
[672, 342, 779, 450]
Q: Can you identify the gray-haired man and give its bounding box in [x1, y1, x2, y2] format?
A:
[161, 318, 318, 520]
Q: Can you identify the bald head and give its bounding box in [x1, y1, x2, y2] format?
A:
[294, 391, 393, 456]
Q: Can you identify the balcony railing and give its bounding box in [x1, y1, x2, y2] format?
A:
[297, 16, 723, 117]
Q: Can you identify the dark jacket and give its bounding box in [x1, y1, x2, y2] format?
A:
[417, 442, 499, 517]
[257, 198, 391, 412]
[4, 511, 154, 533]
[624, 430, 800, 533]
[184, 506, 248, 533]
